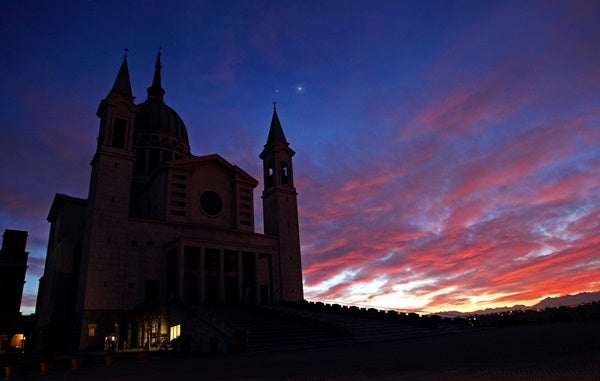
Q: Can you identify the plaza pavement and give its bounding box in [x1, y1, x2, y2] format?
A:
[7, 320, 600, 380]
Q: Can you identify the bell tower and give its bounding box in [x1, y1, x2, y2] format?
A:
[260, 103, 303, 302]
[86, 51, 137, 238]
[75, 52, 138, 349]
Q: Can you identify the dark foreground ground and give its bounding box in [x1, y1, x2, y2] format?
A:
[7, 320, 600, 380]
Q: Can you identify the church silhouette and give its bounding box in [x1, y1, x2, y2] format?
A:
[35, 51, 303, 352]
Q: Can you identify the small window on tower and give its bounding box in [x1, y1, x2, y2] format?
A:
[112, 117, 127, 148]
[266, 163, 274, 187]
[281, 162, 289, 185]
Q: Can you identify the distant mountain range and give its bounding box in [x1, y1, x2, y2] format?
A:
[435, 291, 600, 317]
[533, 291, 600, 309]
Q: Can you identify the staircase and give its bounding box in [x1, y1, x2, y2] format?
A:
[263, 304, 439, 343]
[193, 303, 466, 353]
[198, 304, 350, 352]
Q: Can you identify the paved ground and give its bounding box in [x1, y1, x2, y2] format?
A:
[6, 320, 600, 380]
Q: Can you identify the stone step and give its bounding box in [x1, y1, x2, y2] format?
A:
[186, 303, 470, 353]
[196, 305, 347, 352]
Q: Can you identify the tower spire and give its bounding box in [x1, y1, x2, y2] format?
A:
[147, 48, 165, 101]
[265, 103, 288, 147]
[108, 50, 133, 98]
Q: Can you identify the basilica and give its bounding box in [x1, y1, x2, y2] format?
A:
[35, 52, 303, 352]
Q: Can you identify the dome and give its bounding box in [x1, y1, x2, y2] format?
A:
[134, 98, 190, 148]
[131, 52, 192, 189]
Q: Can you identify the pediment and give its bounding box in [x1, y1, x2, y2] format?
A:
[167, 154, 258, 186]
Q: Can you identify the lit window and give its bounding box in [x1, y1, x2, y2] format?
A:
[170, 324, 181, 341]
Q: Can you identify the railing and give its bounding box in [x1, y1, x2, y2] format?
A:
[303, 299, 431, 316]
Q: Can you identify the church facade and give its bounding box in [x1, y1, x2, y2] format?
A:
[35, 52, 303, 351]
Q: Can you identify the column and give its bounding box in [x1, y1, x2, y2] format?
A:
[236, 251, 243, 303]
[254, 252, 260, 304]
[266, 254, 273, 304]
[199, 247, 206, 303]
[218, 249, 225, 303]
[176, 244, 185, 300]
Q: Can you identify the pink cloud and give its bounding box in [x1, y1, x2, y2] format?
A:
[300, 103, 600, 311]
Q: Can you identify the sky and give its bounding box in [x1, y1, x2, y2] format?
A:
[1, 0, 600, 315]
